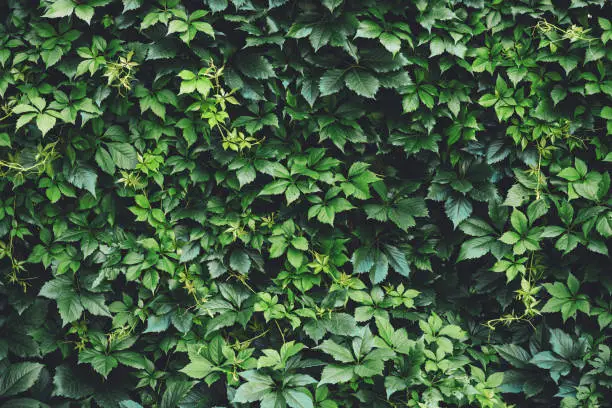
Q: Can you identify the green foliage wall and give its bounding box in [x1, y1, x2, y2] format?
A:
[0, 0, 611, 407]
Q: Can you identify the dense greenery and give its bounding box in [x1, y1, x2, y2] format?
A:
[1, 0, 611, 407]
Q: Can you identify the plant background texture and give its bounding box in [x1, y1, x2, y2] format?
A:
[0, 1, 611, 407]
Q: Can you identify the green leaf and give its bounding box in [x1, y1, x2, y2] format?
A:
[478, 94, 498, 107]
[283, 389, 314, 408]
[557, 167, 581, 181]
[418, 89, 435, 108]
[43, 0, 75, 18]
[389, 198, 428, 230]
[321, 0, 343, 11]
[80, 292, 111, 317]
[39, 277, 84, 325]
[230, 249, 251, 275]
[180, 242, 200, 263]
[459, 218, 496, 237]
[355, 21, 383, 38]
[322, 313, 358, 336]
[573, 173, 602, 201]
[122, 0, 142, 12]
[319, 365, 354, 385]
[566, 273, 580, 296]
[486, 372, 504, 388]
[402, 93, 419, 112]
[171, 310, 193, 333]
[52, 365, 94, 399]
[507, 66, 527, 86]
[35, 113, 56, 136]
[236, 54, 275, 79]
[95, 148, 116, 174]
[544, 282, 570, 299]
[0, 133, 11, 147]
[510, 209, 528, 234]
[78, 350, 118, 378]
[429, 37, 445, 57]
[56, 293, 85, 325]
[370, 250, 389, 284]
[457, 236, 496, 261]
[383, 244, 410, 277]
[193, 22, 215, 38]
[529, 351, 571, 383]
[74, 5, 94, 24]
[142, 270, 160, 291]
[445, 196, 473, 228]
[601, 106, 612, 120]
[107, 143, 138, 170]
[439, 324, 466, 340]
[494, 344, 531, 368]
[236, 165, 256, 187]
[317, 340, 354, 363]
[66, 164, 97, 197]
[167, 20, 188, 35]
[285, 184, 300, 204]
[499, 231, 520, 245]
[551, 86, 567, 105]
[119, 402, 144, 408]
[291, 236, 308, 251]
[344, 70, 380, 99]
[352, 247, 375, 274]
[317, 206, 335, 225]
[0, 397, 45, 408]
[379, 33, 401, 55]
[0, 363, 44, 397]
[114, 351, 147, 369]
[180, 355, 215, 379]
[160, 381, 194, 408]
[233, 372, 274, 403]
[260, 180, 290, 196]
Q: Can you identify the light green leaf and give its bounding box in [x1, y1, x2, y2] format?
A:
[379, 32, 401, 55]
[439, 324, 466, 340]
[429, 37, 445, 57]
[233, 372, 274, 403]
[319, 365, 354, 385]
[43, 0, 75, 18]
[291, 236, 308, 251]
[74, 5, 94, 24]
[180, 355, 215, 379]
[0, 133, 11, 147]
[36, 113, 56, 136]
[510, 209, 528, 234]
[317, 340, 354, 363]
[402, 93, 419, 112]
[355, 20, 383, 39]
[478, 94, 498, 107]
[283, 389, 314, 408]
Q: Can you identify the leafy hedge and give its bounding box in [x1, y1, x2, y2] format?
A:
[1, 0, 611, 407]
